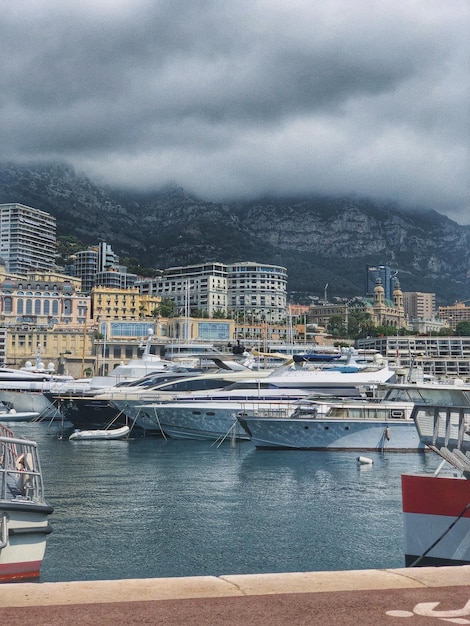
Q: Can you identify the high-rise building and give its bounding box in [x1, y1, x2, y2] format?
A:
[0, 203, 56, 275]
[71, 242, 136, 293]
[366, 264, 395, 301]
[402, 292, 436, 321]
[139, 262, 228, 318]
[227, 262, 287, 323]
[73, 249, 99, 293]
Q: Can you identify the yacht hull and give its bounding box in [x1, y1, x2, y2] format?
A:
[0, 390, 60, 419]
[0, 504, 53, 581]
[402, 473, 470, 566]
[239, 416, 425, 450]
[141, 402, 255, 441]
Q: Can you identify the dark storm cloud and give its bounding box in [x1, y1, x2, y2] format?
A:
[1, 0, 469, 221]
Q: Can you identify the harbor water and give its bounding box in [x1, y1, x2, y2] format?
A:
[7, 421, 438, 583]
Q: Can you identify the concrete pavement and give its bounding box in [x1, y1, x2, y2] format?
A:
[1, 566, 470, 624]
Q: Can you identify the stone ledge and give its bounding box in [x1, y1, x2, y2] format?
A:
[1, 566, 469, 608]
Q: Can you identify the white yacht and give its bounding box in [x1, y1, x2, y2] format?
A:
[0, 354, 76, 419]
[237, 381, 470, 450]
[109, 352, 396, 440]
[62, 367, 273, 433]
[14, 330, 178, 419]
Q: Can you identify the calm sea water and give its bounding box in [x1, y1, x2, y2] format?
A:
[8, 421, 438, 582]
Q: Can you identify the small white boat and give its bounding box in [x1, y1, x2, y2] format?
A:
[69, 425, 130, 441]
[0, 423, 53, 581]
[0, 403, 40, 422]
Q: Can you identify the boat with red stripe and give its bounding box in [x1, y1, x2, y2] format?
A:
[402, 404, 470, 567]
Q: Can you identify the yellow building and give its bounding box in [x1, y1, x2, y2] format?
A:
[438, 302, 470, 330]
[90, 286, 161, 321]
[0, 264, 89, 328]
[3, 326, 95, 376]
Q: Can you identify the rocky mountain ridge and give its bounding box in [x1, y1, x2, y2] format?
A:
[0, 162, 469, 304]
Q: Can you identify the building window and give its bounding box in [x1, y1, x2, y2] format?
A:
[52, 301, 59, 315]
[26, 299, 32, 315]
[44, 300, 50, 315]
[35, 299, 41, 314]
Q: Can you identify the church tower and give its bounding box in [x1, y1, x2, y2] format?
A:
[374, 277, 385, 307]
[393, 279, 404, 311]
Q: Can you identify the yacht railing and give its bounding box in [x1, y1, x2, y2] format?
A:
[412, 404, 470, 476]
[0, 424, 45, 503]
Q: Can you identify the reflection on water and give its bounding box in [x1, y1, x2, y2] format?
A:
[5, 421, 438, 582]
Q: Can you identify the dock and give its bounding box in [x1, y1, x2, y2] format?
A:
[1, 566, 470, 624]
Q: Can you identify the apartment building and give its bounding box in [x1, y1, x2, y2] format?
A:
[403, 291, 436, 321]
[72, 242, 137, 292]
[139, 261, 287, 323]
[357, 336, 470, 379]
[140, 262, 227, 317]
[91, 286, 161, 321]
[438, 302, 470, 330]
[227, 262, 287, 323]
[0, 203, 56, 274]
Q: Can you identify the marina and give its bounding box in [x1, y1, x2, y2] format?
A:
[2, 420, 441, 583]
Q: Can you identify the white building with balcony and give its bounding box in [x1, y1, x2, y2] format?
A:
[0, 203, 56, 275]
[138, 261, 288, 323]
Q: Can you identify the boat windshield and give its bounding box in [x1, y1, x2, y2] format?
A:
[327, 407, 396, 419]
[383, 386, 470, 406]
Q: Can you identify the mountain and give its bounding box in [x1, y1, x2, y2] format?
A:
[0, 162, 469, 305]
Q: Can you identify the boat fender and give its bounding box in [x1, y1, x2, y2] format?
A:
[357, 456, 373, 465]
[385, 427, 391, 441]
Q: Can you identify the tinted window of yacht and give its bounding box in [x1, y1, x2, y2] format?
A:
[152, 378, 232, 392]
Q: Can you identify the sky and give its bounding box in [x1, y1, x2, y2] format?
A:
[1, 0, 469, 223]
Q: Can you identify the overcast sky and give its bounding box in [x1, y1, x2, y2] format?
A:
[1, 1, 469, 222]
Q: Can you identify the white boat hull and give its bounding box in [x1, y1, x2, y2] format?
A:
[0, 505, 53, 582]
[142, 402, 256, 441]
[0, 410, 40, 422]
[239, 416, 425, 450]
[69, 425, 130, 440]
[1, 424, 53, 581]
[402, 473, 470, 566]
[0, 390, 61, 419]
